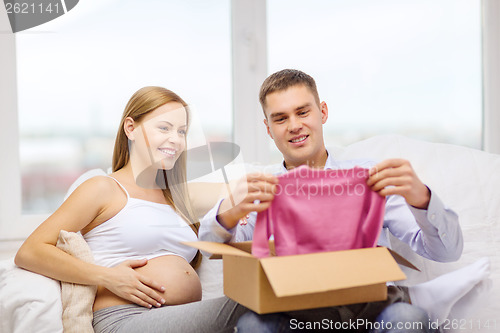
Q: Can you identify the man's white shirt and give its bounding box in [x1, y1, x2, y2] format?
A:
[199, 151, 463, 262]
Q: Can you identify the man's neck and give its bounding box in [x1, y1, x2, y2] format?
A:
[284, 149, 329, 170]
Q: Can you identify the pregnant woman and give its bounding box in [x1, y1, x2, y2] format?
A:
[15, 86, 246, 333]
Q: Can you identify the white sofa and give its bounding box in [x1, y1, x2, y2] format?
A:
[1, 135, 499, 332]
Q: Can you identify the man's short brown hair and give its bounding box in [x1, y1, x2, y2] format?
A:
[259, 69, 320, 116]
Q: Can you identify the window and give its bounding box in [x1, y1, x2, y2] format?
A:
[267, 0, 482, 157]
[16, 0, 232, 213]
[2, 0, 496, 240]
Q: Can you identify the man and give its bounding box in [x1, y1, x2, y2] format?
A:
[200, 69, 485, 332]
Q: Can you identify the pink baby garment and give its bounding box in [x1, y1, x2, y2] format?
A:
[251, 166, 385, 258]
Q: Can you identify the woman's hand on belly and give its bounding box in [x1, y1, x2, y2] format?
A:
[94, 255, 202, 311]
[102, 258, 167, 308]
[133, 255, 202, 306]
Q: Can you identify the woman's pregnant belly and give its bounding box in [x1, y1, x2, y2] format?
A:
[93, 255, 202, 312]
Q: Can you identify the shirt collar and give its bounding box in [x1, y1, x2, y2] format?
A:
[280, 149, 339, 173]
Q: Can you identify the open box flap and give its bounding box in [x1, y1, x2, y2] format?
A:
[387, 248, 420, 272]
[229, 240, 277, 256]
[183, 241, 253, 258]
[228, 241, 253, 254]
[260, 247, 407, 298]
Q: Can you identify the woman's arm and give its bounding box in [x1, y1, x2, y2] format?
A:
[188, 182, 228, 218]
[15, 176, 166, 308]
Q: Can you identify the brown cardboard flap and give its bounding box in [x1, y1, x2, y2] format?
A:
[260, 247, 406, 298]
[387, 249, 421, 272]
[183, 241, 253, 258]
[229, 241, 277, 256]
[229, 241, 253, 254]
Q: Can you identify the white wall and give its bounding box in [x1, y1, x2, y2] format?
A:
[0, 5, 22, 240]
[482, 0, 500, 154]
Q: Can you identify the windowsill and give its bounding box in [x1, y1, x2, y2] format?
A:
[0, 240, 23, 260]
[0, 214, 48, 241]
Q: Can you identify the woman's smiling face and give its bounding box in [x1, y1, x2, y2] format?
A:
[132, 102, 187, 170]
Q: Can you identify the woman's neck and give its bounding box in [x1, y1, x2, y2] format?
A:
[120, 163, 160, 189]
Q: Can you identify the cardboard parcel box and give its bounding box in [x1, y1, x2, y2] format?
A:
[185, 241, 414, 314]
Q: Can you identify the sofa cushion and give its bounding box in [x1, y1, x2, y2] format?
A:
[56, 230, 97, 333]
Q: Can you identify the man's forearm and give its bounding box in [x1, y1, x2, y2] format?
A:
[408, 190, 463, 262]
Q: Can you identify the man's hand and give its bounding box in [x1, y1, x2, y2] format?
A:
[217, 173, 279, 230]
[367, 159, 430, 209]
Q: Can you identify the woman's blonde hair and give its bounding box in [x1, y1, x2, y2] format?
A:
[112, 86, 200, 268]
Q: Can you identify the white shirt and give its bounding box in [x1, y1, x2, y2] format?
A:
[199, 153, 463, 262]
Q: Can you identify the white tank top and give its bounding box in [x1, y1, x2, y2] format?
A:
[83, 176, 198, 267]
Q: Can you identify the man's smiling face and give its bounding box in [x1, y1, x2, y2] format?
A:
[263, 84, 328, 169]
